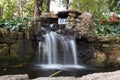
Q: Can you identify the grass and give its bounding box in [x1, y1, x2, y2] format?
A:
[49, 70, 62, 77]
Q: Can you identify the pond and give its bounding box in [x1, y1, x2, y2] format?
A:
[0, 65, 120, 79]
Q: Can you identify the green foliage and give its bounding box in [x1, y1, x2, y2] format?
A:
[0, 0, 48, 32]
[69, 0, 111, 20]
[0, 0, 18, 19]
[22, 0, 34, 17]
[94, 22, 120, 37]
[108, 0, 120, 14]
[93, 0, 110, 20]
[70, 0, 97, 13]
[0, 0, 35, 19]
[69, 0, 120, 20]
[0, 17, 30, 32]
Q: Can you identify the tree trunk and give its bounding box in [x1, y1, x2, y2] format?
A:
[66, 0, 69, 10]
[34, 0, 42, 19]
[0, 7, 3, 18]
[34, 0, 43, 35]
[18, 0, 23, 17]
[46, 0, 50, 13]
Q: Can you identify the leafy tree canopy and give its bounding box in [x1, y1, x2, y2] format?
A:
[69, 0, 120, 20]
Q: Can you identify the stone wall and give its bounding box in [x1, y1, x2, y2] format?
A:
[0, 28, 37, 57]
[66, 12, 95, 39]
[92, 37, 120, 67]
[77, 36, 120, 67]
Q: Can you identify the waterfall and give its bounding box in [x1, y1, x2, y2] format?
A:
[36, 31, 85, 69]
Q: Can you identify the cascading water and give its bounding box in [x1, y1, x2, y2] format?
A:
[36, 30, 85, 69]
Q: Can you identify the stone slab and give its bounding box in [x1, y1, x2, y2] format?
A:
[0, 74, 29, 80]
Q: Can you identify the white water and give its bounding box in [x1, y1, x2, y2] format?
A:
[37, 31, 85, 69]
[70, 40, 78, 65]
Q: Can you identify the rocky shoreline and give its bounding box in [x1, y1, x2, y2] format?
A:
[1, 70, 120, 80]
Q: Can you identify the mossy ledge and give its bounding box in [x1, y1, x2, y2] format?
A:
[0, 55, 34, 71]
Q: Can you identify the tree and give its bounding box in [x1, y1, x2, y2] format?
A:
[46, 0, 50, 13]
[66, 0, 69, 10]
[34, 0, 48, 19]
[59, 0, 70, 10]
[108, 0, 120, 13]
[70, 0, 97, 13]
[0, 0, 18, 20]
[69, 0, 115, 20]
[34, 0, 40, 19]
[0, 7, 3, 18]
[18, 0, 23, 17]
[93, 0, 113, 20]
[22, 0, 34, 17]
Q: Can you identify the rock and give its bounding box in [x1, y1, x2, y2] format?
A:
[68, 13, 76, 18]
[77, 12, 93, 34]
[41, 13, 57, 18]
[0, 28, 8, 38]
[0, 74, 29, 80]
[116, 57, 120, 62]
[32, 77, 76, 80]
[92, 52, 106, 67]
[87, 36, 96, 42]
[108, 49, 120, 54]
[80, 70, 120, 80]
[65, 11, 95, 40]
[79, 12, 92, 19]
[98, 36, 114, 42]
[102, 44, 110, 47]
[10, 31, 23, 39]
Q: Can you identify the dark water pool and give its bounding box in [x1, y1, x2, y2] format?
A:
[0, 65, 120, 79]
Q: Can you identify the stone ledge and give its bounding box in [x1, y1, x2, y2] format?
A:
[80, 70, 120, 80]
[0, 74, 29, 80]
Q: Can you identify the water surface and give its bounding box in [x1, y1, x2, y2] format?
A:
[0, 65, 120, 79]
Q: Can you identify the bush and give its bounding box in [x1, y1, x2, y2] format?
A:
[94, 21, 120, 37]
[0, 17, 30, 32]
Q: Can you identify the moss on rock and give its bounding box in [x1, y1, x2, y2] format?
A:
[0, 55, 34, 70]
[0, 28, 8, 37]
[92, 52, 106, 67]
